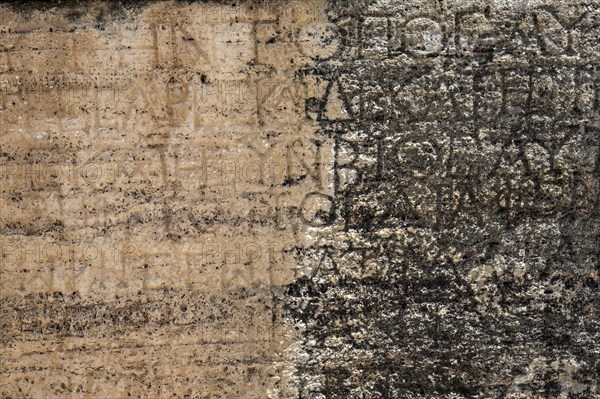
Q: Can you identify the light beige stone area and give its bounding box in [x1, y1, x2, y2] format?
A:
[0, 1, 336, 397]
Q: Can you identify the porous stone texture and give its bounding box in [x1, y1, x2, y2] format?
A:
[0, 0, 599, 398]
[1, 1, 333, 397]
[286, 0, 600, 398]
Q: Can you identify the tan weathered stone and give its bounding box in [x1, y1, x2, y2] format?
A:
[1, 1, 333, 397]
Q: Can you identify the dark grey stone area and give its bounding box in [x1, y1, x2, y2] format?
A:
[286, 1, 600, 398]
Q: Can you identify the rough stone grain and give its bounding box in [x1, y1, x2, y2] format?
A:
[1, 1, 599, 398]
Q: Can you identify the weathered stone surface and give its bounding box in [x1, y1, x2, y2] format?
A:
[1, 0, 599, 398]
[286, 1, 600, 398]
[1, 1, 332, 397]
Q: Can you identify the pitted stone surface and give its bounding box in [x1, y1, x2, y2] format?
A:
[1, 1, 599, 398]
[286, 0, 600, 398]
[1, 1, 332, 397]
